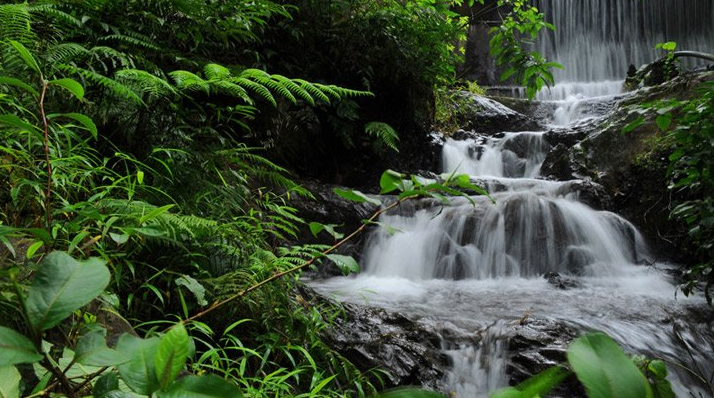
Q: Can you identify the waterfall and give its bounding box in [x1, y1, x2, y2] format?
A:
[535, 0, 714, 83]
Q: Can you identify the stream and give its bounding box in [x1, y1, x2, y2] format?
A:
[310, 1, 714, 396]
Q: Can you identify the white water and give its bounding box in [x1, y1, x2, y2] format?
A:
[309, 3, 714, 394]
[310, 101, 711, 395]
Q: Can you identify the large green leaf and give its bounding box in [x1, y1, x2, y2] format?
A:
[332, 188, 381, 206]
[567, 333, 653, 398]
[47, 112, 97, 138]
[75, 330, 128, 367]
[0, 327, 42, 366]
[491, 366, 569, 398]
[116, 334, 160, 395]
[156, 375, 243, 398]
[48, 78, 85, 100]
[25, 251, 110, 331]
[155, 324, 190, 389]
[0, 366, 21, 398]
[326, 254, 360, 275]
[9, 40, 40, 75]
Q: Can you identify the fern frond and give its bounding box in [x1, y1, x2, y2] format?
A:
[313, 83, 342, 101]
[293, 79, 331, 104]
[365, 122, 400, 152]
[325, 84, 373, 98]
[211, 80, 253, 104]
[169, 70, 210, 95]
[204, 63, 231, 80]
[115, 69, 177, 101]
[99, 34, 161, 51]
[272, 74, 315, 106]
[246, 73, 297, 104]
[232, 77, 276, 106]
[58, 64, 144, 105]
[0, 3, 35, 46]
[90, 46, 135, 69]
[45, 43, 91, 64]
[29, 4, 83, 29]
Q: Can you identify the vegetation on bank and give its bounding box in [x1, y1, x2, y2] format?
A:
[0, 0, 711, 396]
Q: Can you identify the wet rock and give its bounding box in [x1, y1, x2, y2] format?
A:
[543, 271, 581, 289]
[300, 286, 448, 390]
[541, 143, 579, 181]
[449, 91, 541, 134]
[507, 318, 586, 397]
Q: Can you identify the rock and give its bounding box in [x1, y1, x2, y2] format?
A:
[543, 271, 581, 289]
[449, 91, 541, 134]
[300, 286, 448, 390]
[541, 143, 578, 181]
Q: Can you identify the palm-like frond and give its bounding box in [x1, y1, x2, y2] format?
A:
[365, 121, 399, 152]
[0, 3, 35, 45]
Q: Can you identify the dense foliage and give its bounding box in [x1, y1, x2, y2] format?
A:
[0, 0, 571, 396]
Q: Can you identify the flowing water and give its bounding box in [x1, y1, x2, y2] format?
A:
[310, 101, 712, 396]
[310, 2, 714, 396]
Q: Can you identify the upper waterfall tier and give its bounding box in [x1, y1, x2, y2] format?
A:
[534, 0, 714, 82]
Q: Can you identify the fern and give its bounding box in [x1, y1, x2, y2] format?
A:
[210, 80, 253, 104]
[169, 70, 210, 94]
[293, 79, 331, 104]
[45, 43, 91, 64]
[99, 33, 162, 52]
[232, 77, 276, 106]
[115, 69, 178, 101]
[29, 3, 84, 30]
[0, 3, 35, 46]
[57, 64, 144, 105]
[365, 121, 400, 152]
[204, 63, 231, 80]
[271, 74, 315, 106]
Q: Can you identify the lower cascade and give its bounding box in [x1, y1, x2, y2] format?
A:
[309, 90, 713, 396]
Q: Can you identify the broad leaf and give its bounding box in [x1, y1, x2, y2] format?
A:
[9, 41, 41, 75]
[0, 76, 39, 96]
[48, 78, 85, 100]
[47, 113, 97, 138]
[0, 327, 42, 366]
[75, 330, 128, 366]
[308, 222, 344, 240]
[155, 324, 190, 389]
[567, 332, 653, 398]
[26, 251, 110, 331]
[333, 188, 381, 206]
[380, 170, 405, 194]
[156, 375, 243, 398]
[0, 366, 21, 398]
[116, 334, 160, 395]
[491, 366, 569, 398]
[326, 254, 360, 275]
[92, 372, 120, 398]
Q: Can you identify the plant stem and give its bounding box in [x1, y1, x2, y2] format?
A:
[42, 357, 76, 398]
[39, 80, 53, 236]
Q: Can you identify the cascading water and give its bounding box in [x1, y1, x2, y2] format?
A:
[310, 100, 712, 396]
[309, 3, 714, 395]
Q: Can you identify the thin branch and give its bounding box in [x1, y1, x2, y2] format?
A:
[39, 80, 53, 238]
[181, 195, 412, 325]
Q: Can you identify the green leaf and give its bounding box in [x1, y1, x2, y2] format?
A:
[380, 170, 405, 194]
[25, 241, 43, 259]
[75, 330, 128, 366]
[0, 327, 42, 366]
[308, 222, 344, 240]
[656, 114, 672, 131]
[175, 275, 208, 306]
[333, 188, 381, 206]
[0, 366, 21, 398]
[9, 40, 41, 75]
[491, 366, 569, 397]
[621, 117, 645, 134]
[116, 334, 160, 395]
[47, 113, 97, 138]
[326, 254, 360, 275]
[48, 78, 85, 100]
[156, 374, 243, 398]
[0, 114, 39, 132]
[26, 251, 110, 331]
[0, 76, 39, 96]
[376, 387, 445, 398]
[155, 324, 190, 389]
[567, 332, 653, 398]
[92, 372, 120, 398]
